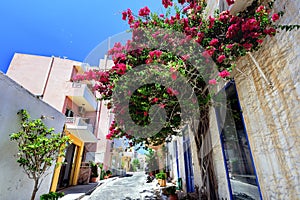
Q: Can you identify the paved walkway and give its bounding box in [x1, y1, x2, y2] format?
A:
[58, 178, 117, 200]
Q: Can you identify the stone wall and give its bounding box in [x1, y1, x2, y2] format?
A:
[233, 0, 300, 199]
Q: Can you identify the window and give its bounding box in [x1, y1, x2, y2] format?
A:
[215, 81, 262, 200]
[65, 108, 74, 117]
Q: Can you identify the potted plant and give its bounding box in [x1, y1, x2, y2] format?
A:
[104, 170, 112, 179]
[155, 172, 166, 187]
[165, 186, 178, 200]
[106, 170, 112, 177]
[89, 161, 99, 182]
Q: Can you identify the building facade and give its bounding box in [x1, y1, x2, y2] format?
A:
[7, 53, 113, 190]
[0, 72, 65, 200]
[166, 0, 299, 199]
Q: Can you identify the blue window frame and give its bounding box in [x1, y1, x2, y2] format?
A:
[183, 126, 195, 193]
[215, 81, 262, 200]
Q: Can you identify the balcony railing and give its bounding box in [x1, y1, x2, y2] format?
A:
[65, 117, 94, 133]
[66, 82, 98, 111]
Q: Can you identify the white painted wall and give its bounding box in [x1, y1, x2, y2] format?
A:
[0, 73, 65, 200]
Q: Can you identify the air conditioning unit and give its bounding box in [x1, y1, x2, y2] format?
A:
[78, 106, 86, 115]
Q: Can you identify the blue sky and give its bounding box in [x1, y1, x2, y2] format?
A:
[0, 0, 164, 73]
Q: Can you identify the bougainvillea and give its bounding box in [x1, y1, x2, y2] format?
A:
[74, 0, 298, 148]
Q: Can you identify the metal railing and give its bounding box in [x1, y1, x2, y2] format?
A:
[65, 117, 94, 133]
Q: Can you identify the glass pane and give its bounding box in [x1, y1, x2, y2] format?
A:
[216, 82, 261, 200]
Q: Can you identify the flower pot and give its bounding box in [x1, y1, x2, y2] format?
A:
[169, 194, 178, 200]
[90, 177, 98, 183]
[158, 179, 166, 187]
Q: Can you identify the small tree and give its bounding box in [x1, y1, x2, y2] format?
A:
[10, 109, 71, 200]
[145, 149, 158, 174]
[132, 158, 140, 171]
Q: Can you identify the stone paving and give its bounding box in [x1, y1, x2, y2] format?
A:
[87, 172, 162, 200]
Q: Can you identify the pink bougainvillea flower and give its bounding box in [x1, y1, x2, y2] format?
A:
[264, 28, 276, 36]
[226, 23, 240, 38]
[151, 97, 159, 103]
[272, 13, 280, 22]
[149, 50, 162, 59]
[166, 88, 179, 96]
[138, 6, 150, 16]
[196, 32, 205, 44]
[122, 11, 127, 20]
[170, 67, 176, 73]
[208, 16, 215, 28]
[226, 43, 235, 49]
[159, 103, 166, 109]
[256, 5, 265, 13]
[181, 54, 190, 61]
[202, 48, 215, 58]
[226, 0, 235, 6]
[112, 63, 127, 75]
[243, 43, 253, 50]
[171, 73, 177, 80]
[217, 55, 226, 63]
[143, 111, 148, 117]
[257, 39, 264, 44]
[209, 38, 219, 46]
[162, 0, 173, 8]
[218, 70, 231, 78]
[209, 79, 217, 85]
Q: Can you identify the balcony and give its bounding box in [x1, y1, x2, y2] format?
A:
[66, 82, 97, 111]
[65, 117, 97, 143]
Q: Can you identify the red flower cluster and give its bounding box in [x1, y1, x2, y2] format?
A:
[202, 48, 216, 58]
[209, 38, 219, 46]
[122, 9, 134, 24]
[226, 23, 240, 39]
[218, 70, 230, 78]
[272, 13, 280, 22]
[138, 6, 150, 17]
[146, 50, 163, 63]
[208, 79, 217, 85]
[226, 0, 235, 6]
[242, 18, 260, 32]
[166, 88, 179, 96]
[162, 0, 173, 8]
[149, 50, 162, 59]
[112, 63, 127, 75]
[217, 55, 226, 63]
[256, 5, 265, 13]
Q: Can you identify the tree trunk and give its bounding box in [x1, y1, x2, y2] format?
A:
[193, 105, 218, 200]
[31, 179, 39, 200]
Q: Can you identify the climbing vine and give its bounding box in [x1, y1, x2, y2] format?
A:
[74, 0, 298, 148]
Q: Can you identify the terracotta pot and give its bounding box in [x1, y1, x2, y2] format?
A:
[159, 179, 166, 187]
[169, 194, 178, 200]
[157, 179, 161, 185]
[90, 177, 98, 183]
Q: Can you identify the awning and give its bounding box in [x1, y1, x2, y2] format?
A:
[67, 128, 98, 143]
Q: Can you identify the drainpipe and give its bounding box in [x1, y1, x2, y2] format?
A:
[247, 52, 273, 88]
[39, 56, 55, 99]
[95, 101, 102, 139]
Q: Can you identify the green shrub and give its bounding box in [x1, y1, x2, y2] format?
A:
[155, 172, 166, 180]
[40, 192, 64, 200]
